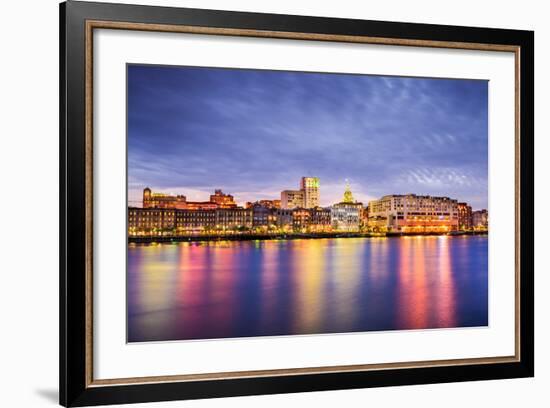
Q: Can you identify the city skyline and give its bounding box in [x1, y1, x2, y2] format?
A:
[128, 64, 488, 209]
[132, 181, 488, 212]
[129, 182, 488, 238]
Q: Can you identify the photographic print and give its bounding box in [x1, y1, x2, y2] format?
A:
[127, 64, 489, 343]
[60, 5, 534, 404]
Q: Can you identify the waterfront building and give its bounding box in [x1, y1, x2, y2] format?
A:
[274, 209, 293, 230]
[309, 207, 332, 232]
[281, 176, 320, 209]
[184, 201, 219, 210]
[259, 199, 281, 209]
[360, 205, 369, 230]
[472, 209, 489, 230]
[251, 204, 277, 229]
[132, 186, 472, 236]
[292, 209, 311, 231]
[142, 187, 244, 210]
[215, 208, 253, 230]
[176, 209, 216, 233]
[457, 202, 473, 230]
[245, 199, 281, 209]
[300, 177, 320, 208]
[331, 184, 362, 231]
[128, 207, 176, 236]
[143, 187, 218, 210]
[143, 187, 187, 209]
[281, 190, 305, 209]
[210, 189, 237, 208]
[368, 194, 459, 232]
[331, 203, 361, 231]
[129, 207, 252, 235]
[254, 206, 331, 232]
[177, 208, 252, 233]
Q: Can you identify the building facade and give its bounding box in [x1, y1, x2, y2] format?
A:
[246, 199, 281, 209]
[472, 209, 489, 230]
[251, 204, 278, 229]
[132, 186, 475, 236]
[368, 194, 459, 232]
[331, 203, 362, 231]
[215, 208, 253, 230]
[128, 207, 176, 235]
[176, 209, 217, 233]
[280, 177, 320, 209]
[300, 177, 320, 208]
[457, 202, 473, 230]
[129, 207, 252, 235]
[281, 190, 305, 209]
[292, 209, 311, 231]
[184, 201, 219, 210]
[143, 187, 187, 209]
[259, 199, 281, 209]
[210, 189, 237, 208]
[309, 208, 332, 232]
[360, 206, 369, 230]
[330, 184, 362, 231]
[273, 209, 293, 230]
[142, 187, 239, 210]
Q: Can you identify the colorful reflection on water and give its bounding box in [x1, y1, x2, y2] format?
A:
[127, 236, 488, 342]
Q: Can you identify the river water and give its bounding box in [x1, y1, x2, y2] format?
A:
[127, 235, 488, 342]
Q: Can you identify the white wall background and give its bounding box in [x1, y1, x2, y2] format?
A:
[0, 0, 546, 407]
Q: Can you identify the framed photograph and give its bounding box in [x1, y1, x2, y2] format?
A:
[60, 1, 534, 406]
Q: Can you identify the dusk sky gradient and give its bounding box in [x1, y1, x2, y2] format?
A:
[128, 64, 488, 209]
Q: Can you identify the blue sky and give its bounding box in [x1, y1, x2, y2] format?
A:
[128, 64, 488, 209]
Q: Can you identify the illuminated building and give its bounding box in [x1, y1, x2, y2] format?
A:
[128, 207, 176, 236]
[368, 194, 459, 232]
[142, 187, 187, 209]
[142, 187, 238, 210]
[259, 199, 281, 209]
[129, 207, 252, 235]
[309, 207, 332, 231]
[215, 208, 253, 230]
[331, 203, 361, 231]
[281, 177, 320, 209]
[132, 185, 473, 236]
[184, 201, 218, 210]
[210, 189, 237, 208]
[281, 190, 304, 209]
[472, 209, 489, 230]
[300, 177, 320, 208]
[292, 209, 311, 231]
[277, 208, 331, 232]
[274, 209, 293, 230]
[177, 208, 252, 233]
[360, 206, 369, 230]
[331, 184, 363, 231]
[250, 199, 330, 232]
[250, 207, 332, 232]
[457, 202, 473, 230]
[251, 204, 278, 229]
[342, 181, 355, 204]
[176, 209, 216, 233]
[246, 200, 281, 209]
